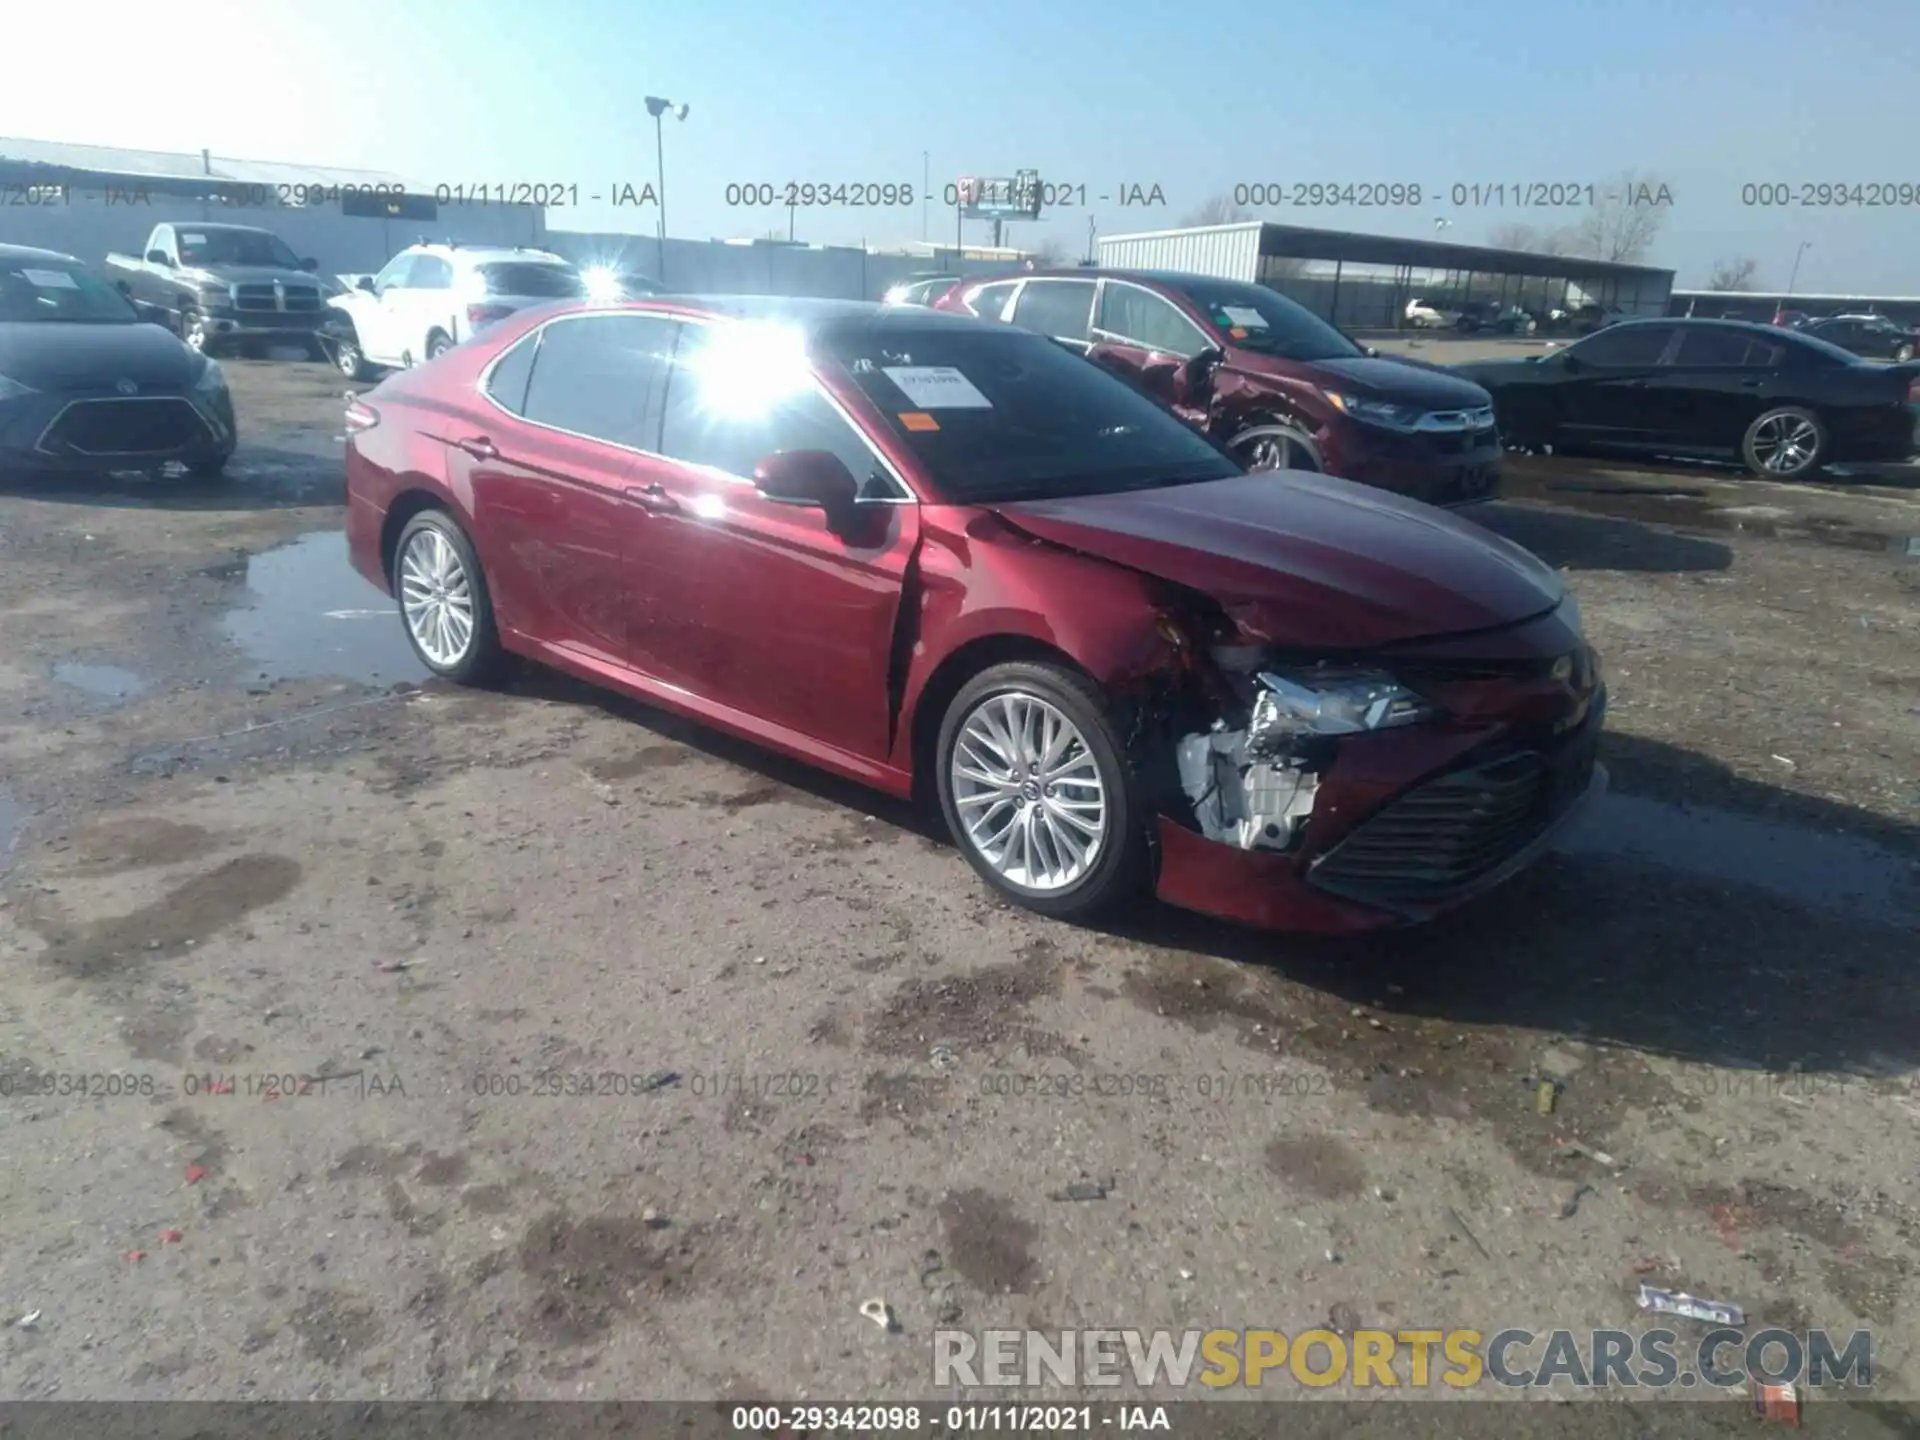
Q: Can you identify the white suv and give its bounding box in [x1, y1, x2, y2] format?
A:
[323, 243, 586, 378]
[1405, 297, 1464, 329]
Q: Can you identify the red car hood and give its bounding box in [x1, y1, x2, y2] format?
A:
[992, 473, 1563, 649]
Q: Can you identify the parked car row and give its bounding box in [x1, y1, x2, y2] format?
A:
[1405, 297, 1624, 334]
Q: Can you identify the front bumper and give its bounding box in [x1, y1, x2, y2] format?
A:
[197, 307, 328, 341]
[0, 388, 235, 475]
[1152, 684, 1607, 934]
[1322, 418, 1504, 507]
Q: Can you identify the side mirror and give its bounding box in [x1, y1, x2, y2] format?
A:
[1364, 345, 1380, 357]
[753, 450, 859, 523]
[1173, 346, 1224, 404]
[357, 276, 376, 293]
[146, 249, 171, 266]
[300, 257, 319, 272]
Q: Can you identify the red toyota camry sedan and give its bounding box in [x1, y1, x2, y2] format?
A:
[343, 296, 1606, 934]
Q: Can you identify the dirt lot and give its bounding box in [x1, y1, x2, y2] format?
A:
[0, 357, 1916, 1425]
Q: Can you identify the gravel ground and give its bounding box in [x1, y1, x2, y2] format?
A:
[0, 357, 1916, 1426]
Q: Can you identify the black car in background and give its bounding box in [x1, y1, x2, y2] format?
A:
[1451, 318, 1918, 479]
[1800, 314, 1920, 362]
[0, 244, 236, 481]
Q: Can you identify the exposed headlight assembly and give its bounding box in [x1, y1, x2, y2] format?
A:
[1325, 392, 1425, 430]
[1251, 667, 1434, 740]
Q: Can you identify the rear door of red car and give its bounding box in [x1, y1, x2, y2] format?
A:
[621, 318, 920, 766]
[445, 311, 675, 665]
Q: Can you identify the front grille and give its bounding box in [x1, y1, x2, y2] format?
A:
[39, 398, 212, 456]
[231, 283, 321, 314]
[1310, 742, 1592, 907]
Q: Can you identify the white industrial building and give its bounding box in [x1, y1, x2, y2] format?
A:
[0, 136, 545, 278]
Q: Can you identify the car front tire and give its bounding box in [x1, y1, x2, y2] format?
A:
[331, 328, 376, 381]
[1741, 406, 1828, 479]
[936, 661, 1149, 922]
[425, 330, 453, 361]
[393, 510, 508, 686]
[1896, 342, 1915, 363]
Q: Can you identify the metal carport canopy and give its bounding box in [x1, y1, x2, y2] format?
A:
[1251, 222, 1671, 282]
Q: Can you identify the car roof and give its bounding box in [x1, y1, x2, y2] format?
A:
[411, 244, 570, 264]
[0, 242, 80, 264]
[646, 294, 986, 331]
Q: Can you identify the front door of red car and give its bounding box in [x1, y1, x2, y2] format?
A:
[623, 320, 919, 765]
[448, 311, 678, 666]
[1087, 280, 1214, 428]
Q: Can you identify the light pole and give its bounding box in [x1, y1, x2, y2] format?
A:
[922, 151, 930, 242]
[644, 96, 689, 275]
[1785, 239, 1812, 301]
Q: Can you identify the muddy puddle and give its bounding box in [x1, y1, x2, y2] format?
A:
[1557, 792, 1920, 928]
[1533, 481, 1919, 557]
[221, 531, 429, 686]
[50, 661, 150, 707]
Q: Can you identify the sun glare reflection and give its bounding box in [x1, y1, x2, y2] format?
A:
[688, 322, 814, 418]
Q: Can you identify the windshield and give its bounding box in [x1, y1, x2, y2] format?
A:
[818, 323, 1241, 503]
[0, 258, 138, 323]
[1179, 281, 1364, 361]
[479, 262, 587, 298]
[177, 228, 302, 268]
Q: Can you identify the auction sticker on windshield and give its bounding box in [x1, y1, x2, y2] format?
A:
[21, 269, 78, 289]
[899, 412, 942, 432]
[1217, 305, 1268, 328]
[882, 366, 993, 409]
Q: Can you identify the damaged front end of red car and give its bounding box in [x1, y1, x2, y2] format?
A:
[1125, 593, 1608, 934]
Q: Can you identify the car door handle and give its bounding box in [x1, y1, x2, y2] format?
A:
[629, 482, 678, 514]
[452, 435, 498, 460]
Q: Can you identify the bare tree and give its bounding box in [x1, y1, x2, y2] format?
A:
[1179, 194, 1255, 227]
[1028, 237, 1068, 267]
[1486, 221, 1573, 256]
[1706, 256, 1761, 291]
[1566, 170, 1672, 264]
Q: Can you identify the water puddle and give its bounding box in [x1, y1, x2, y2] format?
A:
[1537, 483, 1918, 557]
[0, 786, 23, 871]
[51, 661, 150, 706]
[1558, 792, 1920, 928]
[221, 530, 429, 686]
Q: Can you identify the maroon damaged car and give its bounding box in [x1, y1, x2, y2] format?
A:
[343, 296, 1605, 935]
[937, 268, 1504, 507]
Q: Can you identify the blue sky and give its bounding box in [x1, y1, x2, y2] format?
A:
[9, 0, 1917, 291]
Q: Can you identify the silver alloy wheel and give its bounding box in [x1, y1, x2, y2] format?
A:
[1749, 412, 1821, 475]
[183, 313, 208, 351]
[335, 337, 361, 377]
[1236, 428, 1318, 473]
[950, 691, 1106, 892]
[398, 527, 476, 668]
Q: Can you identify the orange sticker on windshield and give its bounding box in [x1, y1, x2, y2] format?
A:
[1229, 327, 1249, 339]
[899, 411, 941, 432]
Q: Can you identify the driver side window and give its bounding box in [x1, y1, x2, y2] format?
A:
[373, 254, 418, 294]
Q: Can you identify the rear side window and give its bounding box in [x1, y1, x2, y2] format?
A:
[485, 332, 539, 414]
[1010, 281, 1096, 342]
[519, 314, 679, 449]
[1671, 329, 1779, 368]
[412, 256, 454, 290]
[961, 280, 1018, 321]
[479, 263, 587, 299]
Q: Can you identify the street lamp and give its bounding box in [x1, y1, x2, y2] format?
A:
[1785, 239, 1812, 299]
[644, 96, 689, 270]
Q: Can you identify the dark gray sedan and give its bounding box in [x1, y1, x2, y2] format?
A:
[0, 244, 235, 481]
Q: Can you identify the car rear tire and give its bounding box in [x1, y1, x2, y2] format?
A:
[425, 330, 453, 361]
[936, 661, 1149, 923]
[181, 310, 222, 357]
[1741, 406, 1828, 480]
[393, 510, 508, 686]
[1230, 424, 1322, 473]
